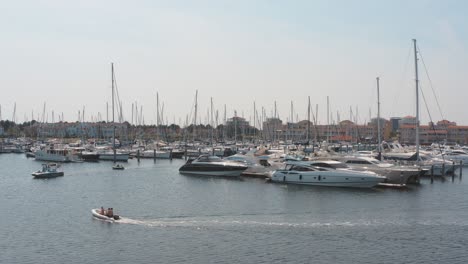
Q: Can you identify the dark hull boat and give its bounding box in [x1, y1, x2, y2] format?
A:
[179, 155, 248, 177]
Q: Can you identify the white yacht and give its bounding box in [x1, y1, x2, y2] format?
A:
[332, 156, 421, 184]
[437, 150, 468, 166]
[271, 161, 385, 188]
[225, 154, 283, 178]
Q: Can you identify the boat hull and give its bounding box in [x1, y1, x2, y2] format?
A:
[91, 209, 119, 222]
[32, 172, 64, 178]
[35, 151, 71, 162]
[179, 169, 244, 177]
[271, 171, 385, 188]
[139, 151, 171, 159]
[80, 153, 100, 162]
[98, 153, 129, 162]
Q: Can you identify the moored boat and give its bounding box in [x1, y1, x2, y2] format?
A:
[271, 161, 385, 188]
[179, 155, 248, 177]
[80, 151, 100, 162]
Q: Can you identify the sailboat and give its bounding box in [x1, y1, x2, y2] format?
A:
[99, 63, 129, 168]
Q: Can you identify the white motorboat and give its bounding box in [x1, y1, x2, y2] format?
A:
[271, 161, 385, 188]
[112, 164, 125, 170]
[32, 163, 64, 178]
[179, 155, 248, 177]
[437, 150, 468, 166]
[91, 208, 120, 222]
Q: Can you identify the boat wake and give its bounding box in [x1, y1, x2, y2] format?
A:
[113, 216, 467, 229]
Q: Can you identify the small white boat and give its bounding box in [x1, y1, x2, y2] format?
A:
[91, 208, 120, 221]
[112, 164, 125, 170]
[32, 163, 64, 178]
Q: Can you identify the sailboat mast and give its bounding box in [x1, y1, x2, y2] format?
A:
[156, 92, 160, 147]
[111, 63, 116, 162]
[376, 77, 382, 160]
[210, 97, 214, 147]
[234, 110, 237, 144]
[253, 101, 256, 142]
[193, 90, 198, 142]
[223, 104, 226, 142]
[307, 96, 311, 144]
[327, 96, 330, 143]
[413, 39, 420, 161]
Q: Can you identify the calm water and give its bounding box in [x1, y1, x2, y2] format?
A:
[1, 154, 467, 264]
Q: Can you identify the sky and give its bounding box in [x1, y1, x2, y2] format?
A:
[1, 0, 467, 126]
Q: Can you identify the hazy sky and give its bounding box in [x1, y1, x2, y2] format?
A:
[1, 0, 467, 126]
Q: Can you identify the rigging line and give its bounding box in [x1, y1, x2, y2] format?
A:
[417, 45, 449, 147]
[420, 83, 445, 157]
[416, 45, 445, 121]
[112, 69, 123, 121]
[419, 84, 434, 127]
[391, 45, 413, 117]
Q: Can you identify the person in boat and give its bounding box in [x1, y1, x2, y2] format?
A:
[100, 206, 105, 215]
[106, 208, 113, 217]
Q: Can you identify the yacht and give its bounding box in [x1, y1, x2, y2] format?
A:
[437, 150, 468, 166]
[225, 154, 283, 178]
[334, 156, 421, 184]
[80, 151, 100, 162]
[179, 155, 248, 177]
[271, 161, 385, 188]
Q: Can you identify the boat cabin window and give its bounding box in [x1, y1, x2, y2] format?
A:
[312, 162, 332, 168]
[289, 165, 317, 171]
[197, 155, 222, 162]
[346, 160, 371, 165]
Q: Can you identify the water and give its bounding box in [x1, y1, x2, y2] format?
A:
[1, 154, 467, 264]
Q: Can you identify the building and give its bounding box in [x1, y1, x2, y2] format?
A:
[400, 116, 417, 126]
[35, 122, 128, 140]
[399, 120, 468, 144]
[390, 117, 401, 133]
[224, 116, 251, 140]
